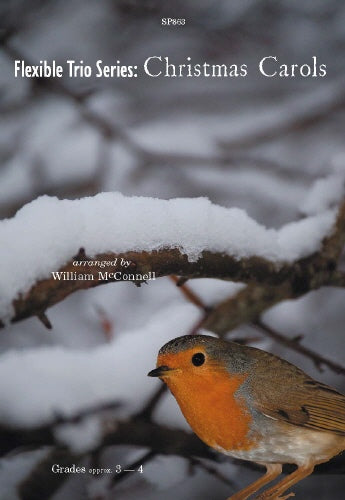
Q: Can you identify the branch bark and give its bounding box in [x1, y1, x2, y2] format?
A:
[198, 199, 345, 335]
[2, 197, 345, 328]
[0, 248, 306, 328]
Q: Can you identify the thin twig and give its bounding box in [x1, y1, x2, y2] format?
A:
[201, 283, 290, 337]
[218, 81, 345, 150]
[94, 305, 114, 342]
[36, 311, 52, 330]
[52, 400, 121, 426]
[135, 384, 167, 421]
[170, 276, 211, 312]
[189, 457, 236, 488]
[137, 278, 211, 423]
[254, 320, 345, 375]
[170, 275, 213, 335]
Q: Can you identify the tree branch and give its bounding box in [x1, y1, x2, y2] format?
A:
[0, 417, 215, 461]
[253, 320, 345, 375]
[218, 80, 345, 151]
[0, 190, 343, 329]
[2, 413, 344, 500]
[328, 270, 345, 287]
[201, 283, 292, 335]
[1, 223, 343, 330]
[189, 457, 236, 488]
[198, 199, 345, 336]
[0, 248, 301, 328]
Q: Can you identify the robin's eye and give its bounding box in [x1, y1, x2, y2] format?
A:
[192, 353, 205, 366]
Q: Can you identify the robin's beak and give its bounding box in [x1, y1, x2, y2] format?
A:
[147, 365, 173, 377]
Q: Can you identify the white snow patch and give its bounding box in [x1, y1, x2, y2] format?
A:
[0, 193, 337, 320]
[277, 211, 336, 258]
[54, 416, 103, 454]
[144, 455, 187, 490]
[300, 174, 345, 216]
[0, 449, 48, 500]
[0, 303, 199, 429]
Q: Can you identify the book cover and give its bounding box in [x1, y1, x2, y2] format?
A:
[0, 2, 344, 499]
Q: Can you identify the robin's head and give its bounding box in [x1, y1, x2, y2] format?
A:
[148, 335, 254, 452]
[148, 334, 250, 381]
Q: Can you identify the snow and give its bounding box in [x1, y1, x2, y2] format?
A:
[277, 211, 336, 258]
[0, 303, 199, 429]
[0, 449, 48, 500]
[54, 416, 103, 454]
[1, 2, 345, 499]
[0, 192, 337, 321]
[300, 173, 345, 215]
[144, 455, 187, 490]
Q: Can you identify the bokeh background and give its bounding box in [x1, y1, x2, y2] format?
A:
[0, 1, 345, 499]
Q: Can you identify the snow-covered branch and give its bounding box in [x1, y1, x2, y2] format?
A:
[1, 193, 344, 328]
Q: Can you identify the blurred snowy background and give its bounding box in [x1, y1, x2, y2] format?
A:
[0, 0, 345, 499]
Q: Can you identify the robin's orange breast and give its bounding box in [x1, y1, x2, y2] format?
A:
[164, 367, 255, 452]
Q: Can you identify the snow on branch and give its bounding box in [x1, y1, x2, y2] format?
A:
[0, 192, 344, 327]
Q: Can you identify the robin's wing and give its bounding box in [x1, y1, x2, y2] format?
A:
[248, 352, 345, 436]
[256, 380, 345, 436]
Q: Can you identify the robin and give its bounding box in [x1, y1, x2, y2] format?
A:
[148, 334, 345, 499]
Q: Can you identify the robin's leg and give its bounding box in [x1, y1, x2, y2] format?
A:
[227, 463, 282, 500]
[255, 464, 314, 499]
